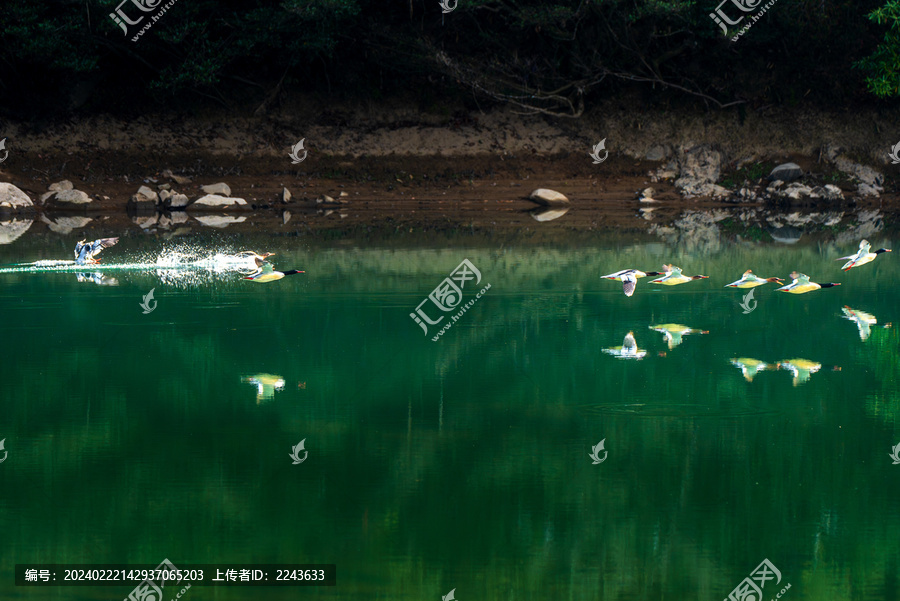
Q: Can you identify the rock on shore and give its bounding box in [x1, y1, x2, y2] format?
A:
[528, 189, 570, 206]
[189, 194, 248, 208]
[0, 183, 34, 209]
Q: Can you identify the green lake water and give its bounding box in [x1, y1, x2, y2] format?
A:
[1, 227, 900, 600]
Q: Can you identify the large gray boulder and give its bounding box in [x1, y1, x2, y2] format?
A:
[128, 185, 159, 210]
[53, 189, 92, 205]
[201, 182, 231, 196]
[0, 183, 34, 209]
[167, 193, 190, 209]
[41, 180, 75, 203]
[189, 194, 248, 208]
[49, 180, 74, 192]
[528, 188, 570, 206]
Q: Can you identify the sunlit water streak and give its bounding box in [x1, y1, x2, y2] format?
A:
[0, 247, 261, 287]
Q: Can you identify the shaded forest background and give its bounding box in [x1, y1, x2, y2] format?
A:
[1, 0, 900, 119]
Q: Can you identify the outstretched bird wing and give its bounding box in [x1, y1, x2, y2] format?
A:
[93, 237, 120, 251]
[622, 273, 637, 297]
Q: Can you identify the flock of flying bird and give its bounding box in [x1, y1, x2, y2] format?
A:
[600, 239, 891, 298]
[72, 238, 304, 282]
[75, 236, 890, 294]
[75, 236, 891, 384]
[600, 239, 893, 380]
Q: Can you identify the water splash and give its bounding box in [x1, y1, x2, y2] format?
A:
[153, 249, 259, 287]
[0, 244, 260, 288]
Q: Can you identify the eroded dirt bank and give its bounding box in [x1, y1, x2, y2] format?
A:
[4, 95, 900, 163]
[0, 98, 898, 240]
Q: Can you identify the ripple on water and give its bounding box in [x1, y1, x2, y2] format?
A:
[578, 402, 780, 418]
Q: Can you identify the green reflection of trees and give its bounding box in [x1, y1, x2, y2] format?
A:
[3, 237, 900, 600]
[856, 326, 900, 424]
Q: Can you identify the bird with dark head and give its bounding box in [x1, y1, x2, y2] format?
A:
[837, 240, 891, 271]
[74, 237, 119, 265]
[776, 272, 840, 294]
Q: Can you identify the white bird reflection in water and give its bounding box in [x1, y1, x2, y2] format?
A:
[777, 359, 822, 386]
[603, 331, 647, 360]
[649, 324, 708, 349]
[729, 358, 774, 382]
[242, 374, 286, 403]
[840, 306, 890, 341]
[75, 272, 118, 286]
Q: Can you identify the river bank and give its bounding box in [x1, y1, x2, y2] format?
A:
[0, 99, 898, 239]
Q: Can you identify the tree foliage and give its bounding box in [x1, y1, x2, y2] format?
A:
[0, 0, 893, 116]
[858, 0, 900, 97]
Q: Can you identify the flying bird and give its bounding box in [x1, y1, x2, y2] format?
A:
[601, 269, 663, 297]
[725, 270, 783, 288]
[836, 240, 891, 271]
[775, 272, 840, 294]
[649, 265, 709, 286]
[74, 237, 119, 265]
